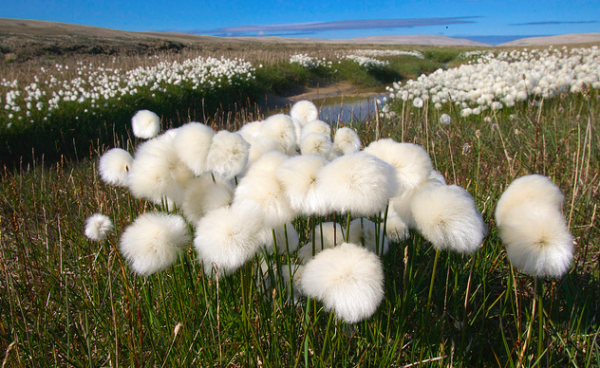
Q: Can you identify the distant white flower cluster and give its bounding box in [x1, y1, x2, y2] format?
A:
[289, 54, 332, 69]
[352, 49, 425, 59]
[1, 56, 255, 126]
[343, 55, 389, 70]
[457, 50, 494, 60]
[386, 46, 600, 116]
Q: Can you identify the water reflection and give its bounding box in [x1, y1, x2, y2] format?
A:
[313, 94, 389, 124]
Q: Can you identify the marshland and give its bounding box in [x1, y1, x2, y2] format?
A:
[0, 31, 599, 368]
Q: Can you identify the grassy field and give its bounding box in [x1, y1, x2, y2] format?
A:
[1, 40, 599, 367]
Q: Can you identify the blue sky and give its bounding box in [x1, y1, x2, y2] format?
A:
[2, 0, 599, 45]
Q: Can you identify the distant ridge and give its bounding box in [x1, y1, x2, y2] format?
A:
[498, 33, 600, 46]
[0, 18, 488, 46]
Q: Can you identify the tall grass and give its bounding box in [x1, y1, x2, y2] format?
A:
[1, 78, 598, 366]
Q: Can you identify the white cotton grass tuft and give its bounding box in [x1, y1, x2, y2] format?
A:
[385, 209, 409, 242]
[495, 174, 573, 278]
[259, 222, 300, 254]
[348, 218, 389, 255]
[119, 212, 190, 276]
[317, 152, 398, 217]
[301, 120, 331, 142]
[194, 202, 265, 277]
[260, 114, 298, 155]
[99, 148, 133, 187]
[300, 132, 332, 158]
[497, 202, 573, 278]
[410, 184, 486, 254]
[330, 127, 361, 158]
[238, 120, 263, 143]
[180, 174, 234, 224]
[439, 113, 451, 125]
[296, 222, 345, 263]
[245, 134, 282, 167]
[172, 122, 214, 176]
[413, 97, 424, 108]
[275, 154, 329, 216]
[131, 110, 161, 139]
[234, 151, 295, 227]
[364, 139, 433, 196]
[127, 130, 194, 205]
[206, 130, 250, 180]
[301, 242, 384, 324]
[290, 100, 319, 126]
[85, 214, 113, 241]
[495, 174, 564, 228]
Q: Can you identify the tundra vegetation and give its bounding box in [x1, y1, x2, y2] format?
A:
[0, 41, 599, 367]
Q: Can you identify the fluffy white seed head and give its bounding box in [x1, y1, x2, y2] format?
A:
[411, 184, 486, 254]
[290, 100, 319, 126]
[245, 134, 282, 167]
[260, 114, 298, 155]
[120, 212, 190, 276]
[128, 131, 194, 205]
[495, 174, 564, 227]
[206, 130, 250, 180]
[301, 120, 331, 142]
[99, 148, 133, 187]
[498, 202, 573, 278]
[234, 151, 295, 227]
[275, 154, 329, 216]
[132, 110, 161, 139]
[439, 113, 451, 125]
[194, 202, 265, 277]
[317, 152, 398, 217]
[172, 122, 214, 176]
[85, 214, 113, 241]
[385, 210, 409, 242]
[301, 242, 384, 324]
[364, 139, 433, 196]
[300, 132, 332, 158]
[238, 120, 263, 142]
[181, 174, 234, 224]
[331, 127, 361, 158]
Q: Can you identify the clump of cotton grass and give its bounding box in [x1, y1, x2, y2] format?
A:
[439, 113, 451, 125]
[301, 242, 384, 324]
[132, 110, 161, 139]
[206, 130, 250, 180]
[317, 152, 398, 217]
[410, 184, 486, 254]
[275, 154, 329, 216]
[99, 148, 133, 187]
[120, 212, 190, 276]
[364, 139, 432, 196]
[330, 127, 361, 158]
[495, 175, 573, 278]
[300, 132, 332, 158]
[348, 218, 389, 255]
[290, 100, 318, 126]
[301, 120, 331, 142]
[84, 214, 113, 241]
[194, 201, 265, 277]
[180, 174, 234, 224]
[259, 114, 298, 155]
[172, 122, 214, 176]
[385, 208, 409, 242]
[495, 174, 564, 228]
[233, 151, 295, 228]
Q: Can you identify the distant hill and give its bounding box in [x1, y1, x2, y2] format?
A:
[0, 18, 489, 47]
[498, 33, 600, 47]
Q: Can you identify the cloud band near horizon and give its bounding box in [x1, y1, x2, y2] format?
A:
[194, 17, 480, 36]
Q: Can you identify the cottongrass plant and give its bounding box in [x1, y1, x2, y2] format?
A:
[98, 148, 133, 187]
[301, 242, 384, 324]
[289, 99, 319, 126]
[119, 212, 190, 276]
[131, 109, 161, 139]
[84, 213, 114, 241]
[172, 122, 215, 176]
